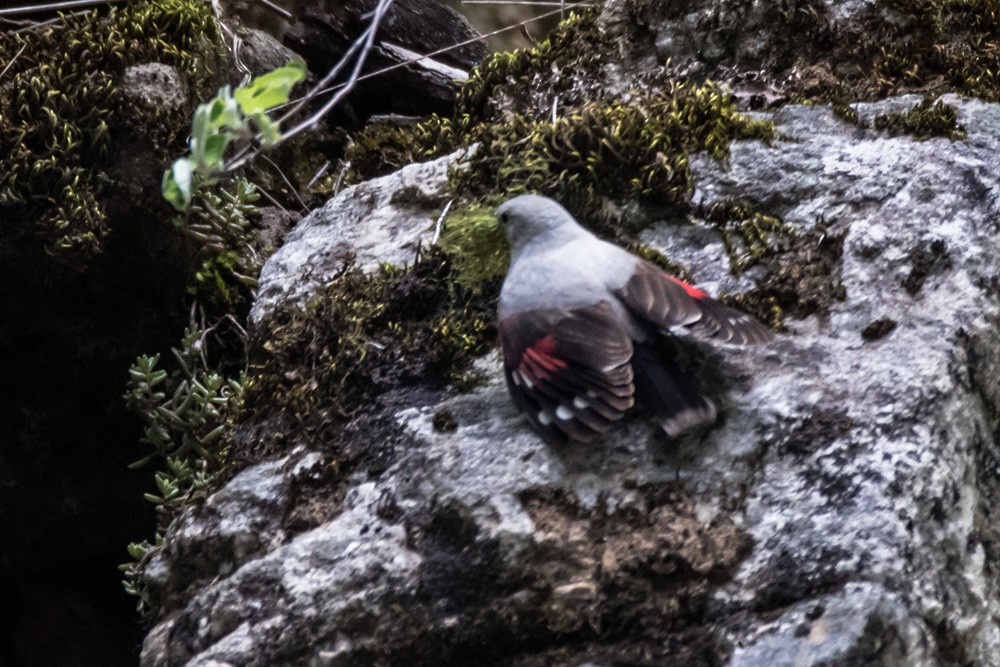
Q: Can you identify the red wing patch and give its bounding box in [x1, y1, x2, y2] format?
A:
[520, 335, 567, 383]
[667, 275, 708, 300]
[500, 303, 635, 444]
[617, 261, 773, 345]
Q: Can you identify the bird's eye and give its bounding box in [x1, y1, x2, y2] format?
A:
[500, 212, 509, 224]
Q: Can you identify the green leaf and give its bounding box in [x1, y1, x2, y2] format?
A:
[207, 92, 243, 132]
[162, 158, 194, 212]
[253, 113, 282, 146]
[201, 133, 231, 169]
[234, 60, 306, 116]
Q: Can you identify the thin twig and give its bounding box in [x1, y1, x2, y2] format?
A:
[260, 153, 311, 213]
[224, 0, 394, 173]
[276, 0, 393, 142]
[254, 183, 290, 216]
[270, 3, 587, 115]
[306, 160, 330, 189]
[332, 162, 350, 195]
[224, 1, 588, 174]
[0, 0, 124, 17]
[432, 199, 454, 245]
[0, 43, 27, 82]
[253, 0, 292, 19]
[12, 12, 73, 32]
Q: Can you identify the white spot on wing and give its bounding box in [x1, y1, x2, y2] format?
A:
[538, 410, 553, 426]
[573, 396, 590, 409]
[556, 405, 574, 421]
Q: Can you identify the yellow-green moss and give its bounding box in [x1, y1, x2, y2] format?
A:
[624, 243, 693, 283]
[769, 0, 1000, 104]
[240, 248, 496, 457]
[872, 98, 966, 141]
[436, 203, 508, 290]
[349, 85, 774, 237]
[698, 199, 794, 274]
[725, 223, 847, 331]
[0, 0, 220, 268]
[343, 5, 778, 250]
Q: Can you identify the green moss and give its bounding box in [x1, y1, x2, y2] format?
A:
[727, 223, 846, 330]
[698, 199, 794, 274]
[239, 248, 496, 458]
[436, 203, 508, 290]
[349, 85, 774, 237]
[432, 409, 458, 432]
[0, 0, 220, 268]
[624, 243, 693, 282]
[872, 98, 966, 140]
[346, 9, 774, 234]
[768, 0, 1000, 103]
[463, 88, 775, 232]
[454, 10, 609, 120]
[831, 102, 865, 127]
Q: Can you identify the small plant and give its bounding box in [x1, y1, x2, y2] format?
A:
[162, 60, 306, 211]
[121, 316, 245, 612]
[124, 321, 243, 502]
[175, 177, 263, 306]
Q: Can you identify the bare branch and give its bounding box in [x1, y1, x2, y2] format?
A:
[0, 0, 125, 17]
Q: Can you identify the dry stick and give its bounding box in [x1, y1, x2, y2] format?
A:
[0, 0, 124, 16]
[253, 0, 293, 20]
[270, 2, 587, 115]
[0, 43, 27, 82]
[306, 160, 331, 189]
[223, 0, 394, 172]
[278, 0, 394, 142]
[224, 1, 589, 173]
[260, 153, 311, 213]
[432, 199, 454, 245]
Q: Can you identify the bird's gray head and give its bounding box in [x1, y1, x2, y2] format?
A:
[496, 194, 584, 256]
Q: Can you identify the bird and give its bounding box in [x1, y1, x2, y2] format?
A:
[496, 194, 773, 444]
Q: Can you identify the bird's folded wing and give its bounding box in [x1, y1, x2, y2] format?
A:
[615, 261, 773, 345]
[499, 302, 635, 444]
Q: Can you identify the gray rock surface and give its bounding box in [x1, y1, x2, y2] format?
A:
[121, 63, 188, 113]
[141, 96, 1000, 665]
[249, 148, 469, 322]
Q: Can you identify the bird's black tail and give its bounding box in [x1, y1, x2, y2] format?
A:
[631, 338, 716, 437]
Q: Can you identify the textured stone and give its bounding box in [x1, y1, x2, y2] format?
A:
[121, 63, 187, 113]
[249, 148, 469, 322]
[143, 95, 1000, 667]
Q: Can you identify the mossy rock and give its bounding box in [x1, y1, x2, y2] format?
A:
[613, 0, 1000, 106]
[238, 247, 497, 462]
[872, 98, 966, 141]
[0, 0, 221, 269]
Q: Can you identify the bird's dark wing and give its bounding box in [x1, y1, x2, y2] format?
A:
[615, 261, 773, 345]
[498, 302, 635, 444]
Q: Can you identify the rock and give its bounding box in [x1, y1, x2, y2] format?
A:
[249, 148, 469, 322]
[234, 28, 304, 79]
[120, 63, 188, 114]
[729, 583, 934, 666]
[283, 0, 487, 119]
[142, 94, 1000, 665]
